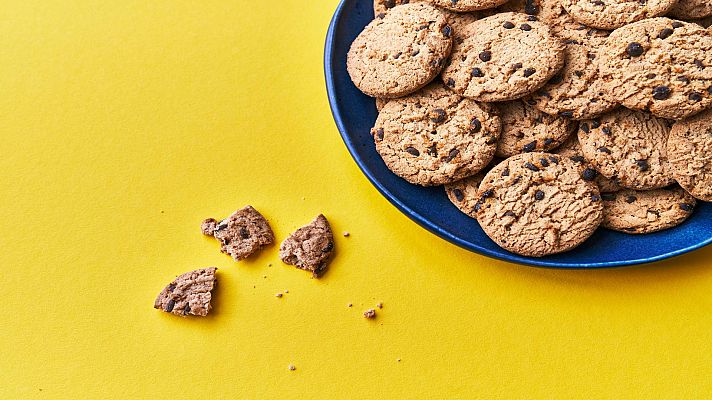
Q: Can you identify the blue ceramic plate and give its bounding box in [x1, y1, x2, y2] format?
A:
[324, 0, 712, 268]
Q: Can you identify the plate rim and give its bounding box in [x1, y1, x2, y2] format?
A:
[323, 0, 712, 269]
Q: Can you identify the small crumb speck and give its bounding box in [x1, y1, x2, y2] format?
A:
[263, 275, 267, 279]
[288, 364, 296, 371]
[363, 309, 376, 319]
[397, 358, 401, 362]
[347, 303, 353, 307]
[376, 302, 383, 309]
[284, 290, 289, 293]
[343, 231, 350, 237]
[275, 293, 283, 298]
[268, 263, 272, 267]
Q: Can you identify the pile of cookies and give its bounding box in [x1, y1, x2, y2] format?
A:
[347, 0, 712, 257]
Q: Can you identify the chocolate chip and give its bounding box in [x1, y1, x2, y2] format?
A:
[645, 73, 657, 79]
[548, 156, 559, 164]
[652, 85, 671, 100]
[471, 67, 484, 77]
[474, 202, 482, 212]
[677, 76, 690, 84]
[503, 21, 515, 29]
[597, 147, 611, 154]
[405, 147, 420, 156]
[537, 159, 549, 168]
[376, 128, 384, 141]
[470, 118, 482, 132]
[636, 159, 649, 171]
[602, 127, 611, 135]
[442, 24, 452, 38]
[453, 188, 464, 202]
[694, 59, 705, 70]
[445, 148, 459, 162]
[602, 193, 617, 201]
[522, 141, 537, 153]
[689, 92, 702, 102]
[165, 299, 175, 312]
[512, 62, 523, 71]
[479, 51, 492, 62]
[504, 210, 517, 217]
[560, 111, 574, 118]
[411, 49, 420, 57]
[590, 120, 600, 129]
[480, 189, 494, 199]
[591, 194, 601, 202]
[526, 99, 537, 106]
[430, 108, 447, 123]
[167, 284, 176, 292]
[501, 168, 510, 177]
[658, 28, 673, 39]
[534, 190, 545, 201]
[671, 21, 683, 28]
[523, 68, 536, 77]
[626, 42, 644, 57]
[446, 78, 455, 87]
[580, 123, 590, 133]
[376, 13, 386, 19]
[428, 144, 438, 157]
[625, 196, 637, 203]
[525, 0, 539, 14]
[582, 168, 598, 181]
[524, 162, 540, 172]
[215, 223, 228, 231]
[569, 156, 586, 163]
[708, 86, 712, 95]
[384, 0, 396, 7]
[239, 227, 250, 239]
[680, 203, 694, 212]
[520, 24, 532, 31]
[527, 15, 538, 21]
[183, 304, 191, 315]
[544, 138, 555, 146]
[549, 74, 563, 84]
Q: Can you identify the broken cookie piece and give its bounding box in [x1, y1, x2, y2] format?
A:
[154, 267, 217, 317]
[201, 206, 274, 261]
[279, 214, 334, 278]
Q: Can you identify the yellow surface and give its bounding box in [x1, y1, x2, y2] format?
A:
[1, 1, 711, 398]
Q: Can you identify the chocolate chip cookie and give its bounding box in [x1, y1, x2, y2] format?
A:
[668, 0, 712, 20]
[279, 215, 334, 278]
[598, 18, 712, 120]
[374, 0, 421, 15]
[561, 0, 678, 30]
[445, 172, 487, 219]
[555, 134, 620, 193]
[601, 187, 696, 234]
[154, 267, 217, 317]
[494, 100, 575, 157]
[667, 109, 712, 201]
[347, 3, 453, 98]
[578, 109, 674, 190]
[441, 12, 565, 102]
[372, 83, 501, 186]
[475, 152, 603, 257]
[201, 206, 274, 261]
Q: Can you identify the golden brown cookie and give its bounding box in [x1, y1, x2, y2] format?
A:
[154, 268, 217, 317]
[201, 206, 275, 261]
[601, 187, 696, 234]
[667, 109, 712, 201]
[279, 215, 334, 278]
[561, 0, 679, 30]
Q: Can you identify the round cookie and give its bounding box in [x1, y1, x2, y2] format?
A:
[441, 12, 565, 102]
[425, 0, 509, 12]
[372, 83, 501, 186]
[561, 0, 678, 30]
[668, 0, 712, 20]
[601, 187, 696, 234]
[578, 109, 674, 190]
[347, 3, 453, 99]
[494, 100, 575, 157]
[475, 152, 603, 257]
[555, 134, 621, 193]
[598, 18, 712, 121]
[667, 109, 712, 201]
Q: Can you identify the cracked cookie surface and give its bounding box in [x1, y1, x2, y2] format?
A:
[441, 12, 565, 102]
[667, 109, 712, 201]
[668, 0, 712, 20]
[494, 100, 575, 157]
[154, 267, 217, 317]
[279, 215, 334, 278]
[561, 0, 678, 30]
[598, 18, 712, 120]
[347, 3, 452, 98]
[373, 83, 501, 186]
[578, 109, 674, 190]
[475, 152, 603, 257]
[601, 187, 696, 234]
[201, 205, 274, 261]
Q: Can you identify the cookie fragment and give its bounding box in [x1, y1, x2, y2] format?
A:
[475, 152, 603, 257]
[601, 187, 696, 234]
[347, 3, 453, 98]
[154, 267, 217, 317]
[667, 109, 712, 202]
[279, 215, 335, 278]
[202, 206, 274, 261]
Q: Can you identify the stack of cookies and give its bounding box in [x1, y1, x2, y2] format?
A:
[347, 0, 712, 257]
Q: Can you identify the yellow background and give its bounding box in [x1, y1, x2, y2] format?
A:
[1, 1, 711, 398]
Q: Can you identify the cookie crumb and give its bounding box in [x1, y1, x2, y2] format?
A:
[376, 302, 383, 309]
[397, 358, 401, 362]
[347, 303, 353, 308]
[364, 309, 376, 319]
[288, 364, 296, 371]
[275, 293, 283, 298]
[284, 290, 289, 293]
[343, 231, 350, 237]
